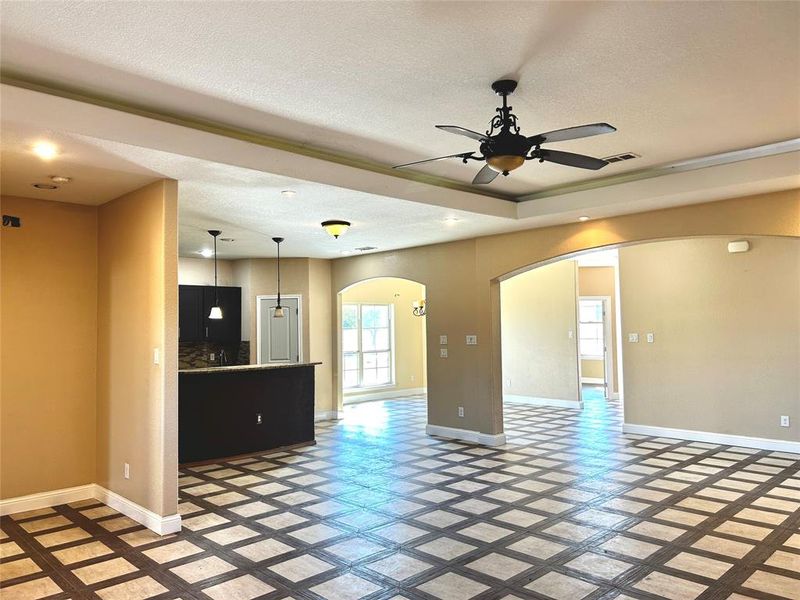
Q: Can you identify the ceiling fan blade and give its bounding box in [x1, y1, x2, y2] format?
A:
[529, 123, 616, 145]
[436, 125, 488, 142]
[472, 163, 499, 184]
[539, 149, 608, 170]
[393, 152, 474, 169]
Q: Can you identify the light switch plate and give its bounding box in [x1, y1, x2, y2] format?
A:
[440, 348, 448, 358]
[466, 335, 477, 345]
[153, 348, 160, 365]
[646, 333, 655, 343]
[781, 415, 790, 427]
[439, 335, 448, 345]
[628, 333, 639, 343]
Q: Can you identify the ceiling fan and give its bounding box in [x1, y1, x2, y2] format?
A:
[393, 79, 616, 185]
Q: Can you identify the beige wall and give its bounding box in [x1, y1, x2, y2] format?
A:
[96, 180, 178, 516]
[1, 197, 98, 498]
[620, 236, 799, 441]
[178, 257, 235, 286]
[578, 266, 619, 393]
[341, 277, 427, 397]
[331, 190, 800, 437]
[308, 259, 334, 414]
[501, 261, 579, 403]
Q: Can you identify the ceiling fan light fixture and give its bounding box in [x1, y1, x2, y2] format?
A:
[321, 220, 351, 239]
[486, 155, 525, 173]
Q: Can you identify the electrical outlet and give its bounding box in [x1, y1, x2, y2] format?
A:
[209, 352, 215, 361]
[410, 375, 415, 383]
[458, 406, 464, 418]
[440, 348, 448, 358]
[124, 462, 130, 479]
[465, 335, 477, 345]
[256, 413, 263, 425]
[628, 333, 639, 343]
[568, 330, 574, 339]
[439, 335, 448, 345]
[646, 333, 655, 343]
[780, 415, 790, 427]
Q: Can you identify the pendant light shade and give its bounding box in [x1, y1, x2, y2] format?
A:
[208, 230, 223, 320]
[321, 220, 351, 239]
[273, 237, 285, 319]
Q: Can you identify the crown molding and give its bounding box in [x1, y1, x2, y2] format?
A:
[0, 71, 516, 202]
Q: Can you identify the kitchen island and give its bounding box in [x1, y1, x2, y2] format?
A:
[179, 362, 321, 464]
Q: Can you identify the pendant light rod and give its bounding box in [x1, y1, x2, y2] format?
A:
[208, 230, 223, 320]
[272, 237, 285, 318]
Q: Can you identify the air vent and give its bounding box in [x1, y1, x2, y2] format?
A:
[220, 238, 235, 242]
[356, 246, 377, 252]
[603, 152, 639, 164]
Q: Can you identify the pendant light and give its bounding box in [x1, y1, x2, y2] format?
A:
[273, 237, 285, 318]
[207, 230, 223, 319]
[321, 220, 351, 239]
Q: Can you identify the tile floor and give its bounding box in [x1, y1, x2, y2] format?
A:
[1, 391, 799, 599]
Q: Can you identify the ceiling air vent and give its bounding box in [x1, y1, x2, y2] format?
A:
[603, 152, 640, 164]
[356, 246, 377, 252]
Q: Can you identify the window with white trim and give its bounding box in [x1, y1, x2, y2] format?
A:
[578, 298, 605, 359]
[342, 303, 394, 389]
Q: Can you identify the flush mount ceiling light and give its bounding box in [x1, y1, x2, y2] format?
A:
[32, 183, 58, 190]
[32, 141, 58, 161]
[321, 220, 351, 239]
[207, 230, 223, 320]
[281, 190, 297, 198]
[273, 237, 285, 318]
[444, 216, 460, 225]
[578, 215, 590, 222]
[50, 175, 71, 184]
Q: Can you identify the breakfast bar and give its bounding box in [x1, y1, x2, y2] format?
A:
[178, 362, 321, 464]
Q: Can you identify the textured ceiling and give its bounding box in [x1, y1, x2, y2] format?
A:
[2, 1, 798, 197]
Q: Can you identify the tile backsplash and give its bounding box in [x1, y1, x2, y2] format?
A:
[179, 341, 250, 370]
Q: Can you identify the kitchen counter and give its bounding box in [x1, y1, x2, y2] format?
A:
[179, 362, 321, 375]
[179, 362, 320, 463]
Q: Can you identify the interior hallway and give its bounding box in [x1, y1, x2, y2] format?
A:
[1, 396, 799, 599]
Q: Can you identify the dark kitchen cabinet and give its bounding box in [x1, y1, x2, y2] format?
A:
[179, 285, 241, 343]
[179, 285, 204, 342]
[203, 286, 241, 343]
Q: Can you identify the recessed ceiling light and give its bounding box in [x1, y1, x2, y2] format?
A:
[578, 216, 590, 222]
[340, 250, 352, 255]
[32, 141, 58, 161]
[281, 190, 297, 197]
[444, 216, 460, 225]
[50, 175, 71, 184]
[32, 183, 58, 190]
[199, 248, 214, 258]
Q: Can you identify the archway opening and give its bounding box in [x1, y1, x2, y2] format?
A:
[336, 277, 428, 426]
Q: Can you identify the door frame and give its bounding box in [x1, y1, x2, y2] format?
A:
[256, 294, 303, 364]
[578, 295, 613, 398]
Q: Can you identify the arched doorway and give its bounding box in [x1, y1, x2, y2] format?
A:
[335, 277, 428, 421]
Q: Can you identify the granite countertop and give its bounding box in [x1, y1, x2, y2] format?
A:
[179, 362, 322, 374]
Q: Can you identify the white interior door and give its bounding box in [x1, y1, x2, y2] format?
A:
[258, 296, 300, 364]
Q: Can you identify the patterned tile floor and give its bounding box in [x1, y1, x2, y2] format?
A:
[2, 390, 799, 599]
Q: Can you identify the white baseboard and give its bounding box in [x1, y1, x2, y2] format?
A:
[344, 387, 427, 405]
[504, 394, 582, 409]
[581, 377, 605, 385]
[314, 410, 343, 422]
[622, 423, 800, 454]
[0, 484, 95, 517]
[426, 424, 507, 447]
[0, 483, 181, 535]
[93, 486, 181, 535]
